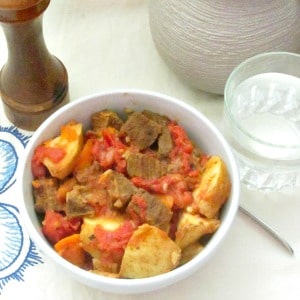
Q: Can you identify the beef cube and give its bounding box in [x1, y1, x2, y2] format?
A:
[126, 189, 172, 231]
[121, 112, 162, 150]
[91, 109, 123, 131]
[126, 152, 167, 179]
[32, 178, 65, 213]
[141, 111, 173, 156]
[142, 110, 169, 126]
[74, 161, 102, 184]
[158, 126, 173, 157]
[99, 170, 138, 209]
[66, 185, 97, 218]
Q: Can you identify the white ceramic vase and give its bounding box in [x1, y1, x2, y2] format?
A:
[149, 0, 300, 94]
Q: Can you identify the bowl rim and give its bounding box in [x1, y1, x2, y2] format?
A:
[18, 89, 240, 294]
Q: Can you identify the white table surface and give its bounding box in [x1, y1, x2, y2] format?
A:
[0, 1, 299, 299]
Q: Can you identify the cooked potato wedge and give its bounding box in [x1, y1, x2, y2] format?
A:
[193, 156, 231, 218]
[119, 224, 181, 278]
[92, 258, 120, 274]
[43, 121, 83, 179]
[179, 242, 204, 266]
[175, 212, 220, 249]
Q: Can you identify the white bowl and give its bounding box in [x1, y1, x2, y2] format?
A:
[18, 89, 240, 294]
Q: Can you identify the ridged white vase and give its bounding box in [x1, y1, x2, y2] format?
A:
[149, 0, 300, 94]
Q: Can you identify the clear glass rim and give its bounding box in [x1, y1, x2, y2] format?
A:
[224, 51, 300, 152]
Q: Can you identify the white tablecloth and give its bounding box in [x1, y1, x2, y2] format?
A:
[0, 1, 299, 299]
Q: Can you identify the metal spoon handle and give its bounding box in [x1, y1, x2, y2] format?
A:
[239, 205, 294, 255]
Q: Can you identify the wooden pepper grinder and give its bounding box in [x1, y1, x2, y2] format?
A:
[0, 0, 69, 130]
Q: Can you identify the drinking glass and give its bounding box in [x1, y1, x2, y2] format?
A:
[223, 52, 300, 190]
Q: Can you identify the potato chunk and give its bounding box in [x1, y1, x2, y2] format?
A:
[43, 121, 83, 179]
[175, 212, 220, 249]
[193, 156, 231, 218]
[179, 242, 204, 266]
[119, 224, 181, 278]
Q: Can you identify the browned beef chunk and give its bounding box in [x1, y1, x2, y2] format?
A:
[91, 109, 124, 131]
[99, 170, 138, 209]
[141, 110, 169, 126]
[158, 126, 173, 157]
[32, 178, 65, 213]
[126, 189, 172, 231]
[121, 111, 162, 150]
[141, 110, 173, 156]
[74, 161, 102, 184]
[65, 185, 98, 218]
[126, 152, 167, 179]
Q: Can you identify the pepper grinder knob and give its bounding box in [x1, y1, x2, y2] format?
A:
[0, 0, 69, 130]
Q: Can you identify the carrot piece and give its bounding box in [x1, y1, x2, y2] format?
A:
[54, 234, 87, 268]
[73, 138, 96, 171]
[61, 121, 79, 141]
[56, 177, 77, 203]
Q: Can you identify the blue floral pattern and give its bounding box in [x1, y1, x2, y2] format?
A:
[0, 126, 43, 293]
[0, 139, 18, 193]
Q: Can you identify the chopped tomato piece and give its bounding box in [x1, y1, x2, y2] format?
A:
[92, 129, 127, 173]
[31, 151, 47, 178]
[94, 221, 136, 265]
[31, 145, 66, 178]
[94, 221, 136, 252]
[132, 174, 193, 208]
[101, 128, 126, 149]
[168, 122, 196, 174]
[168, 121, 193, 154]
[42, 210, 82, 244]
